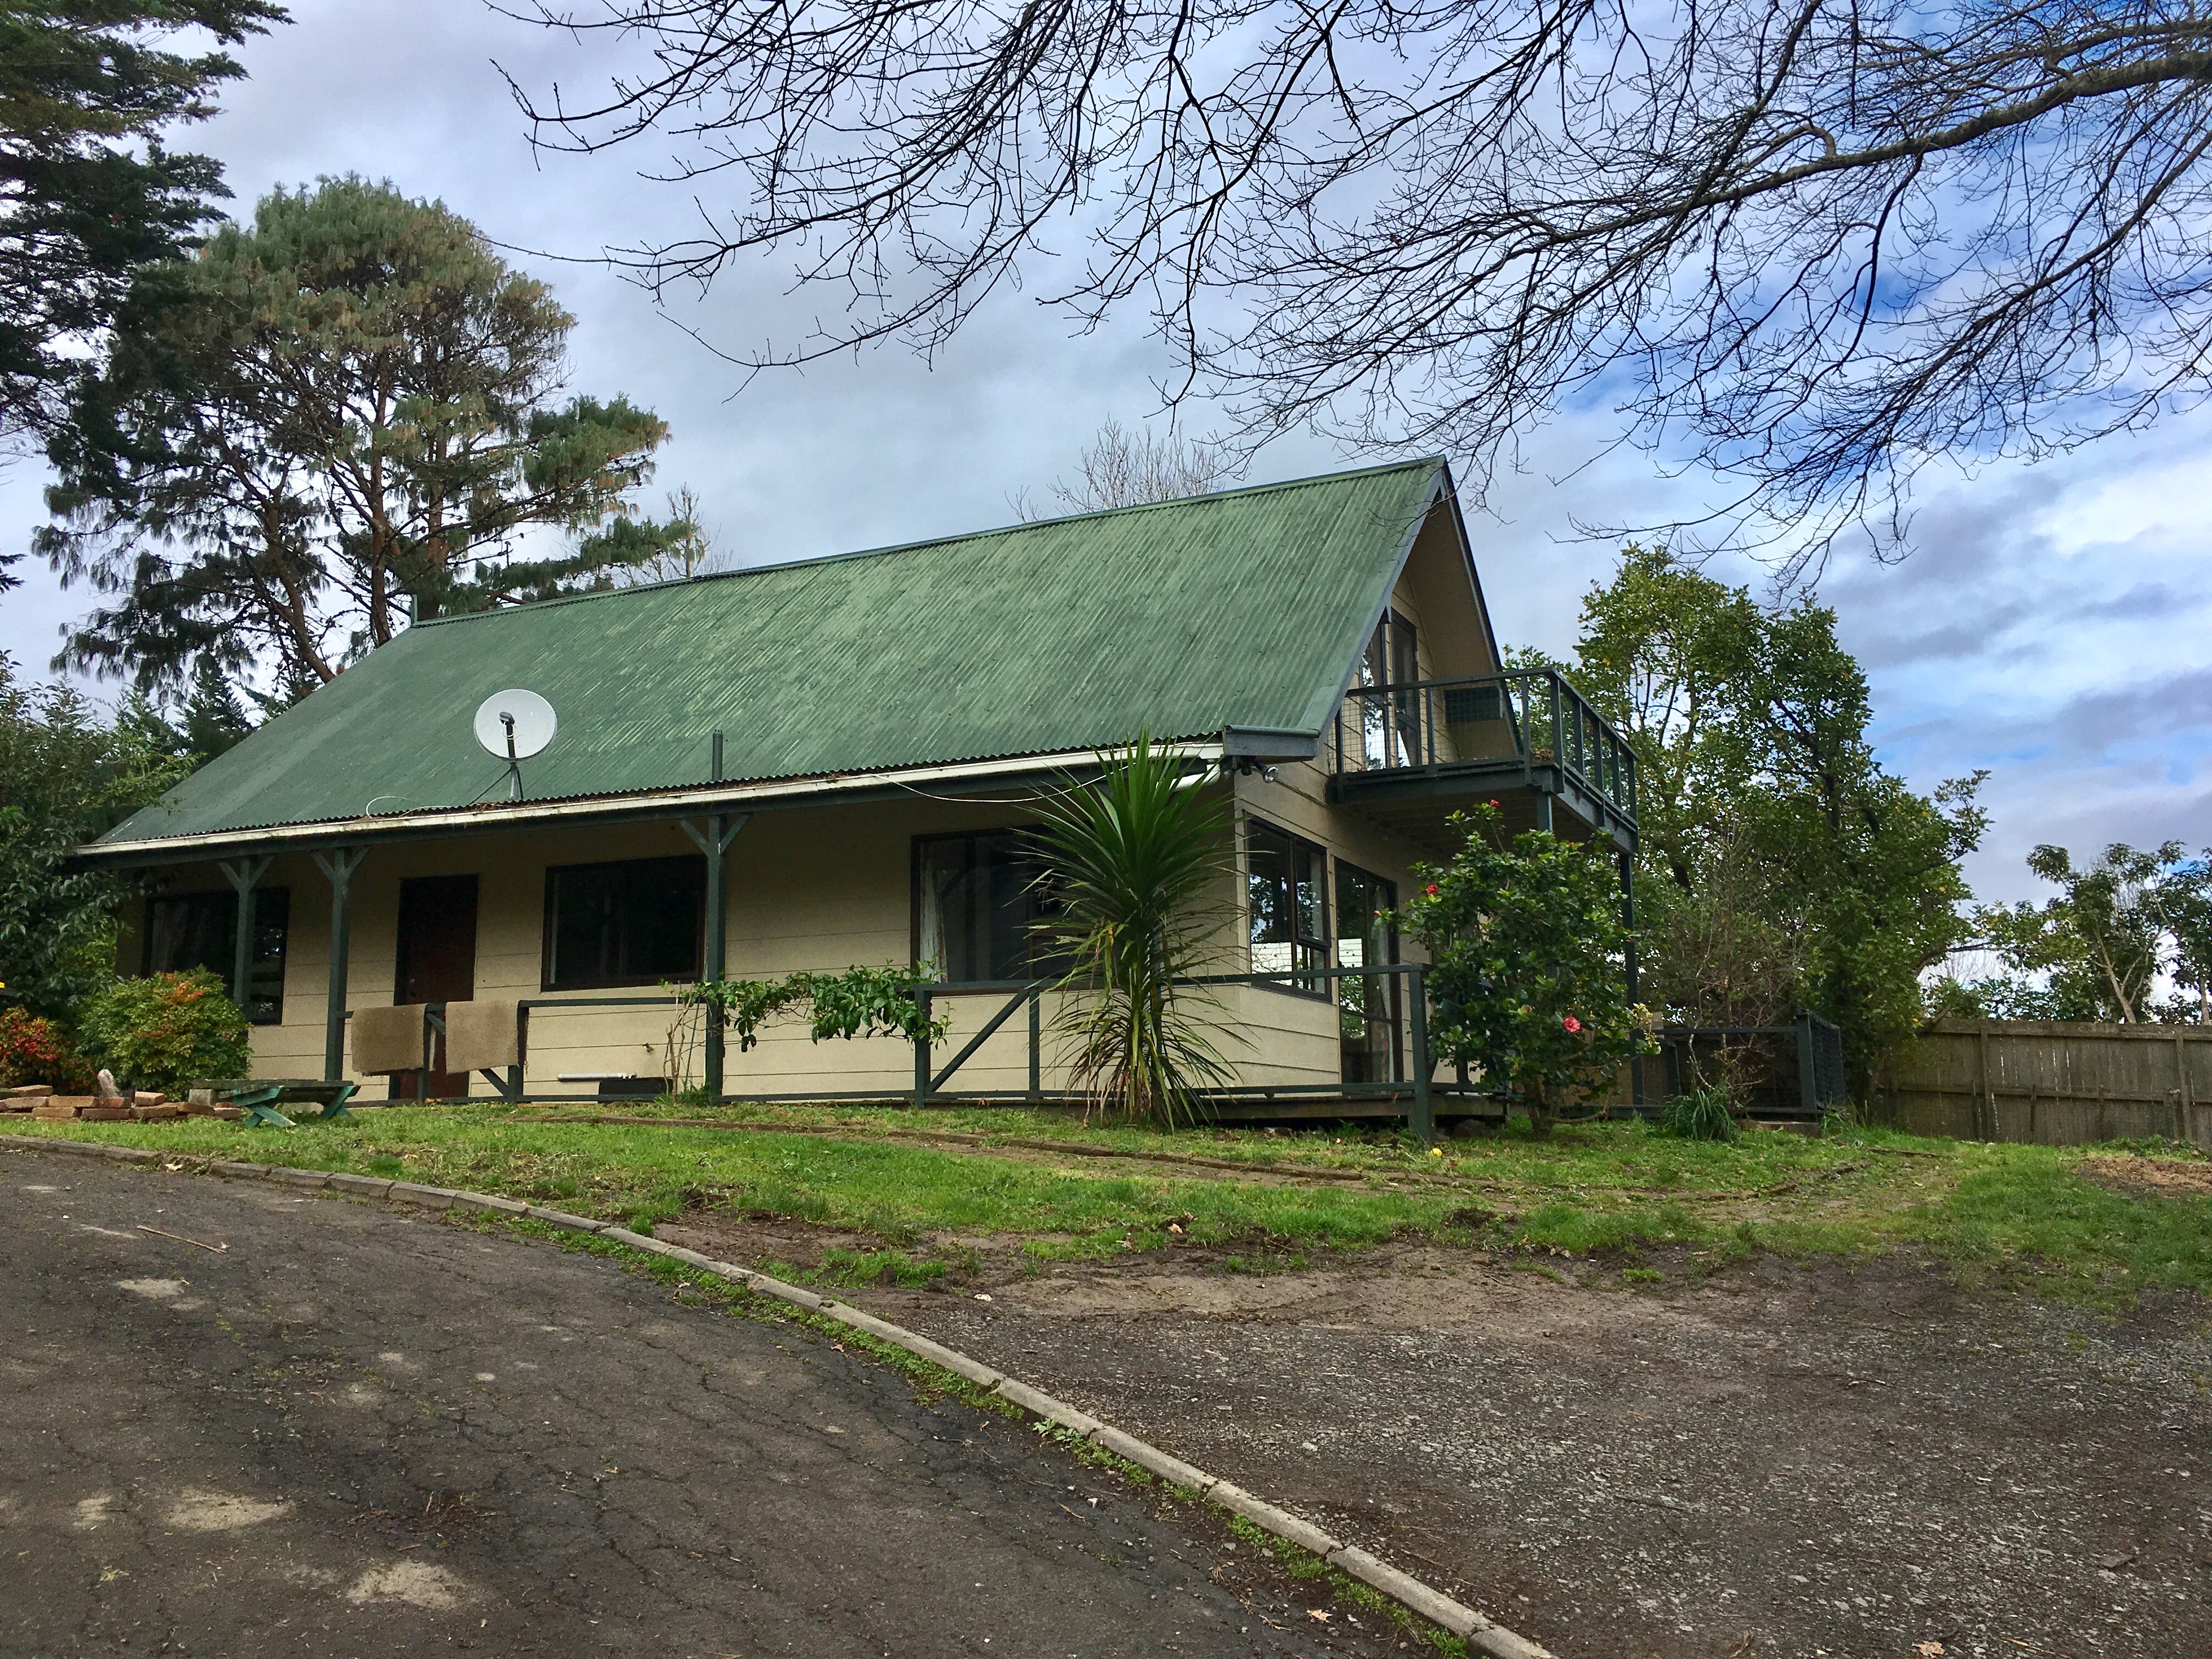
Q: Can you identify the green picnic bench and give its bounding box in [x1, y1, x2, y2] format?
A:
[196, 1078, 360, 1128]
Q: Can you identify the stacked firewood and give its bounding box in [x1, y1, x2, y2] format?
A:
[2, 1083, 241, 1122]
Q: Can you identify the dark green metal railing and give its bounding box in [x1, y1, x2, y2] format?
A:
[1331, 668, 1637, 828]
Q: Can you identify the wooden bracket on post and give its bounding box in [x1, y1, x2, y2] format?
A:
[217, 853, 273, 1013]
[678, 812, 749, 1103]
[310, 845, 368, 1085]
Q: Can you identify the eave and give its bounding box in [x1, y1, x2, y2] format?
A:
[74, 740, 1232, 871]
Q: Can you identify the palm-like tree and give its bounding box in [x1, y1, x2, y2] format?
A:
[1031, 734, 1237, 1124]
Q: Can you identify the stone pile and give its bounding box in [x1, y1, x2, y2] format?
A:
[2, 1084, 240, 1122]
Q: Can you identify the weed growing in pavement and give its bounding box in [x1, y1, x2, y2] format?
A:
[1220, 1515, 1469, 1654]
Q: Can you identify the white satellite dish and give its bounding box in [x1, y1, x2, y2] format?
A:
[474, 689, 557, 800]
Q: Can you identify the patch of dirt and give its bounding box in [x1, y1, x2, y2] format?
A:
[344, 1559, 475, 1610]
[670, 1210, 2212, 1659]
[162, 1489, 295, 1533]
[661, 1211, 884, 1274]
[2080, 1152, 2212, 1199]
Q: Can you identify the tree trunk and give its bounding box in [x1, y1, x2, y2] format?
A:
[1526, 1076, 1554, 1138]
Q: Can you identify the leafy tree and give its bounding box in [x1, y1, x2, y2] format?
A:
[513, 0, 2212, 562]
[1958, 842, 2209, 1024]
[118, 652, 252, 763]
[2153, 854, 2212, 1024]
[0, 2, 284, 454]
[1567, 547, 1984, 1091]
[1030, 733, 1235, 1124]
[39, 176, 690, 691]
[1406, 802, 1638, 1136]
[611, 487, 725, 585]
[0, 653, 188, 1019]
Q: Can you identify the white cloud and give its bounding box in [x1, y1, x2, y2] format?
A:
[3, 0, 2209, 909]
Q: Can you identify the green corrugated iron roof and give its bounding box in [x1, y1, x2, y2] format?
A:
[99, 458, 1448, 847]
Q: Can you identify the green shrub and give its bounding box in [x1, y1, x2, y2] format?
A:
[75, 969, 250, 1094]
[0, 1007, 97, 1092]
[1658, 1085, 1739, 1142]
[1407, 800, 1640, 1136]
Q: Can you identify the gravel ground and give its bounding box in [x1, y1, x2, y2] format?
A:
[2, 1148, 1420, 1659]
[662, 1215, 2212, 1659]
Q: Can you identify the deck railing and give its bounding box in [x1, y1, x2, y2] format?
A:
[351, 964, 1477, 1138]
[1330, 668, 1637, 826]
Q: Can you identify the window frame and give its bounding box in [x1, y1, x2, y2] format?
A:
[910, 828, 1058, 987]
[141, 887, 291, 1025]
[1244, 817, 1331, 999]
[540, 854, 708, 992]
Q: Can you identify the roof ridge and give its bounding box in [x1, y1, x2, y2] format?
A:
[413, 456, 1444, 630]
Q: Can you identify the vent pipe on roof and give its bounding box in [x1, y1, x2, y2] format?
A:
[712, 731, 724, 783]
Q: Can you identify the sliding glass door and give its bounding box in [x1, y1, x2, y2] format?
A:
[1335, 860, 1401, 1083]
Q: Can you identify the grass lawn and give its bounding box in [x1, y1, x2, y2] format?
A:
[11, 1101, 2211, 1306]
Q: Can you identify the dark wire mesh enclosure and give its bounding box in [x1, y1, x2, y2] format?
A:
[1655, 1013, 1847, 1119]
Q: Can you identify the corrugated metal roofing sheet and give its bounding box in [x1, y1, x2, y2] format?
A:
[99, 458, 1446, 845]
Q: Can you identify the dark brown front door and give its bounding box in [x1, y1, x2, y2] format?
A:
[393, 874, 478, 1099]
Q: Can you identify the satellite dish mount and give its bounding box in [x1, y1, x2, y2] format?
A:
[474, 690, 557, 803]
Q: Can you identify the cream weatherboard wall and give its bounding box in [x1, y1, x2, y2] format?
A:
[127, 763, 1451, 1101]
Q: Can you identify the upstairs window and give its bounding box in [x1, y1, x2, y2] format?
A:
[1246, 819, 1327, 993]
[914, 831, 1055, 984]
[1360, 610, 1422, 767]
[143, 888, 291, 1024]
[543, 856, 705, 990]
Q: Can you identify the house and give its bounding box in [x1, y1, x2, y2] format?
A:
[80, 459, 1637, 1113]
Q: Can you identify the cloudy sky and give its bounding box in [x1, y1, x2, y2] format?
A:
[3, 0, 2207, 906]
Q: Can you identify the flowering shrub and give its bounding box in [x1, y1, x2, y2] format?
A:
[1406, 801, 1641, 1135]
[0, 1007, 96, 1092]
[74, 969, 251, 1094]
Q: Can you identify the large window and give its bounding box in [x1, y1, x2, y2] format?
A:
[1246, 820, 1327, 994]
[1359, 610, 1422, 768]
[1335, 860, 1401, 1083]
[913, 831, 1054, 984]
[543, 856, 705, 990]
[143, 888, 290, 1024]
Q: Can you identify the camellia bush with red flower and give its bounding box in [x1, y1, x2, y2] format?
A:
[1405, 801, 1640, 1135]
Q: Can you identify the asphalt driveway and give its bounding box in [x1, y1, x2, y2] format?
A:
[0, 1148, 1407, 1659]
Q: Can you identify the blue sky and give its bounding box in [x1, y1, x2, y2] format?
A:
[2, 0, 2207, 906]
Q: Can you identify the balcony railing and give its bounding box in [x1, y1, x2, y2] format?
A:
[1330, 668, 1637, 826]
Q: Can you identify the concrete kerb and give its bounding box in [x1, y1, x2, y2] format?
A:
[2, 1132, 1558, 1659]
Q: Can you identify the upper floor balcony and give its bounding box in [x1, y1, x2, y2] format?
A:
[1326, 668, 1639, 854]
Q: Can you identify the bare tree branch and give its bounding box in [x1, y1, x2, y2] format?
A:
[503, 0, 2212, 569]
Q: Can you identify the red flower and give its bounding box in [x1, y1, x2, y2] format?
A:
[1562, 1014, 1582, 1034]
[1488, 798, 1500, 807]
[1424, 883, 1440, 896]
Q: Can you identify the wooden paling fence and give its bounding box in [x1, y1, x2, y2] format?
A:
[1867, 1020, 2212, 1149]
